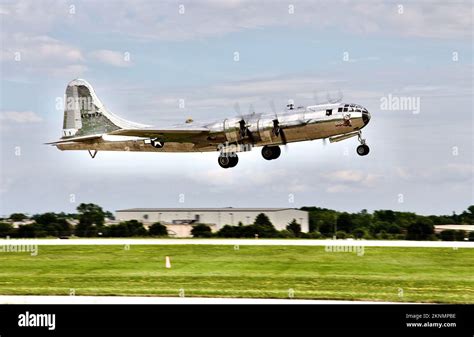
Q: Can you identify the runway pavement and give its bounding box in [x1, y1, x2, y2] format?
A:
[0, 295, 412, 305]
[0, 238, 472, 248]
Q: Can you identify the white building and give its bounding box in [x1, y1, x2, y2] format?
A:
[115, 207, 309, 237]
[434, 224, 474, 233]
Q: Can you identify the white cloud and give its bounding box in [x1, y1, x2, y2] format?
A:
[1, 33, 83, 63]
[394, 164, 474, 185]
[0, 33, 87, 77]
[0, 1, 471, 43]
[89, 50, 132, 67]
[321, 169, 381, 193]
[326, 184, 351, 193]
[0, 111, 42, 123]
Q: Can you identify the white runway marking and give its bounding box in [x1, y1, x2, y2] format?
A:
[0, 295, 411, 305]
[0, 238, 472, 248]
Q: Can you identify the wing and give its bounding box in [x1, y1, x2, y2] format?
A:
[108, 126, 211, 142]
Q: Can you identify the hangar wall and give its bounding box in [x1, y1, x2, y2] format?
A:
[116, 208, 309, 237]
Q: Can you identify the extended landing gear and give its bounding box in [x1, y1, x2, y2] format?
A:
[357, 144, 370, 156]
[218, 153, 239, 169]
[88, 149, 98, 158]
[356, 132, 370, 156]
[261, 146, 281, 160]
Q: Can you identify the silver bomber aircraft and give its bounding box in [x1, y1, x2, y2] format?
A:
[48, 79, 371, 168]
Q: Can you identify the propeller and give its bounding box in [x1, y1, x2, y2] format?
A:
[248, 103, 255, 115]
[234, 102, 255, 143]
[269, 99, 288, 148]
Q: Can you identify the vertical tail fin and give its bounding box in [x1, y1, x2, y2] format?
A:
[62, 79, 147, 138]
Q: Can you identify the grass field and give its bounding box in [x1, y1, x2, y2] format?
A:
[0, 245, 473, 303]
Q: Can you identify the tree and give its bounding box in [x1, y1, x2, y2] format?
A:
[353, 227, 368, 239]
[468, 205, 474, 215]
[336, 212, 353, 233]
[9, 213, 27, 221]
[33, 213, 58, 225]
[0, 223, 13, 237]
[440, 230, 456, 241]
[17, 224, 48, 238]
[217, 225, 240, 238]
[104, 211, 115, 220]
[469, 231, 474, 241]
[105, 220, 147, 237]
[372, 221, 391, 234]
[279, 229, 294, 238]
[460, 205, 474, 225]
[301, 206, 337, 233]
[105, 224, 129, 237]
[406, 218, 434, 240]
[286, 219, 301, 237]
[149, 222, 168, 237]
[254, 213, 271, 226]
[336, 231, 347, 239]
[28, 213, 72, 237]
[387, 224, 402, 234]
[250, 213, 278, 238]
[455, 230, 466, 241]
[75, 203, 105, 237]
[191, 224, 212, 238]
[55, 219, 73, 237]
[373, 210, 396, 223]
[125, 220, 147, 236]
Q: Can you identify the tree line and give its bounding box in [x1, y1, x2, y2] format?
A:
[1, 203, 473, 241]
[301, 206, 474, 241]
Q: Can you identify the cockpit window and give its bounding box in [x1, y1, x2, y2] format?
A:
[343, 107, 348, 112]
[326, 109, 332, 116]
[338, 107, 342, 112]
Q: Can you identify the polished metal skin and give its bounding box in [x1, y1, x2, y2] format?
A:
[48, 79, 371, 168]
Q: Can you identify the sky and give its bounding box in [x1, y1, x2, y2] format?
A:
[0, 0, 472, 216]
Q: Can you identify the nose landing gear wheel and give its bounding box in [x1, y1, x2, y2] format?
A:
[356, 144, 370, 156]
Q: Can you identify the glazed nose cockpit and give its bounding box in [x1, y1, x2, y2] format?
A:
[362, 109, 371, 125]
[338, 103, 371, 126]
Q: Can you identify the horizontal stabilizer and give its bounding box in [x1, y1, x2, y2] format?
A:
[45, 134, 102, 145]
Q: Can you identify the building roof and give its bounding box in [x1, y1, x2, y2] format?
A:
[116, 207, 302, 213]
[434, 224, 474, 232]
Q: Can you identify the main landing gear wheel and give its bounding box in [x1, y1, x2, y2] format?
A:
[261, 146, 281, 160]
[356, 144, 370, 156]
[218, 154, 239, 168]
